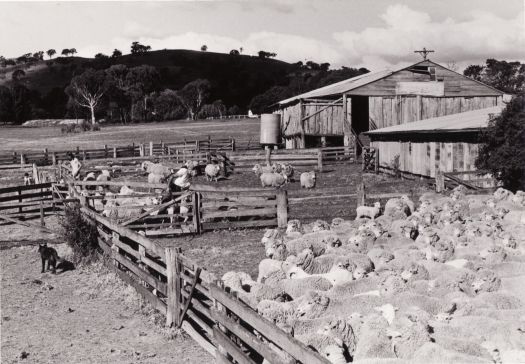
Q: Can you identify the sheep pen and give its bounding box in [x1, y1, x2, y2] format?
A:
[219, 187, 525, 363]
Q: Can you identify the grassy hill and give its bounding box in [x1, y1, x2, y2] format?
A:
[0, 49, 297, 112]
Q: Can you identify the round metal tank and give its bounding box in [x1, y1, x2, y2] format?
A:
[260, 114, 281, 145]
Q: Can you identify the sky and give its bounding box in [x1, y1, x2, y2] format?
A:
[0, 0, 524, 71]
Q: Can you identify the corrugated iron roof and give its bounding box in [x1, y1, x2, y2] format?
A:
[278, 68, 395, 105]
[278, 60, 504, 106]
[366, 105, 503, 135]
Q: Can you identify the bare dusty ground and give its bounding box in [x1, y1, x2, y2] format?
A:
[0, 223, 211, 364]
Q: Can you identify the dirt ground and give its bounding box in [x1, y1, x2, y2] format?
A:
[0, 233, 211, 364]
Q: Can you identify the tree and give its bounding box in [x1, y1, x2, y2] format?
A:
[320, 63, 330, 72]
[463, 59, 525, 94]
[258, 50, 276, 59]
[0, 86, 14, 123]
[130, 42, 151, 55]
[111, 49, 122, 58]
[229, 49, 240, 56]
[476, 95, 525, 191]
[33, 51, 44, 61]
[125, 65, 160, 121]
[12, 69, 25, 82]
[94, 53, 108, 59]
[151, 89, 184, 120]
[201, 45, 208, 52]
[46, 49, 56, 59]
[66, 69, 107, 124]
[178, 79, 211, 120]
[463, 65, 484, 81]
[61, 48, 70, 57]
[69, 48, 77, 57]
[248, 86, 291, 114]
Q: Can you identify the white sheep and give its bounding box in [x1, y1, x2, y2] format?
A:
[204, 163, 221, 182]
[300, 171, 316, 189]
[260, 172, 286, 188]
[252, 163, 273, 176]
[355, 202, 381, 220]
[287, 265, 354, 286]
[257, 291, 330, 324]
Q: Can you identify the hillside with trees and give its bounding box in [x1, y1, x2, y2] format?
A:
[1, 45, 522, 125]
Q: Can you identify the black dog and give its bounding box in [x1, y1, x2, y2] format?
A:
[38, 243, 60, 274]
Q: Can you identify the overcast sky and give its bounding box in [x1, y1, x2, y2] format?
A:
[1, 0, 524, 71]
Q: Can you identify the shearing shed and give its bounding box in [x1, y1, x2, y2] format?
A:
[276, 60, 504, 151]
[365, 105, 504, 184]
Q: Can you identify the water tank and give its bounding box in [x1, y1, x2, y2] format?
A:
[260, 114, 281, 145]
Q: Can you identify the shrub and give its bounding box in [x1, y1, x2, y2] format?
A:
[59, 203, 99, 263]
[476, 95, 525, 191]
[60, 121, 100, 134]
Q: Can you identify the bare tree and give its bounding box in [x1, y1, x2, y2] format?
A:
[66, 69, 107, 124]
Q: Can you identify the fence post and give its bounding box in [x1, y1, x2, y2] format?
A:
[111, 232, 121, 269]
[40, 186, 45, 227]
[43, 148, 49, 165]
[139, 144, 144, 157]
[149, 141, 154, 156]
[165, 246, 182, 327]
[317, 150, 323, 172]
[161, 141, 165, 155]
[17, 187, 22, 214]
[82, 149, 87, 161]
[374, 148, 379, 174]
[113, 147, 117, 159]
[276, 190, 288, 228]
[231, 137, 235, 151]
[192, 192, 201, 234]
[51, 152, 57, 166]
[20, 153, 25, 165]
[356, 181, 366, 208]
[265, 146, 271, 166]
[104, 144, 108, 158]
[13, 152, 17, 165]
[435, 170, 445, 193]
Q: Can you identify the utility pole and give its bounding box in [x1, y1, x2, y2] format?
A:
[414, 47, 435, 60]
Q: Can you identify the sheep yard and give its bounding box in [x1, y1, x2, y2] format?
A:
[2, 119, 525, 364]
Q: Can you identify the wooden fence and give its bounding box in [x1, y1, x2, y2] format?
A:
[0, 137, 235, 168]
[71, 198, 329, 364]
[192, 184, 288, 231]
[0, 182, 57, 223]
[63, 179, 288, 235]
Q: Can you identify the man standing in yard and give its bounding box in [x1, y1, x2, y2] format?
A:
[169, 162, 192, 192]
[68, 152, 82, 180]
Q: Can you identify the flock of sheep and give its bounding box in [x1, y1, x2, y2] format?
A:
[252, 162, 317, 189]
[221, 186, 525, 364]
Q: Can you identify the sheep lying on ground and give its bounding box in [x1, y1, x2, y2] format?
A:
[204, 163, 221, 182]
[300, 171, 316, 189]
[356, 202, 381, 220]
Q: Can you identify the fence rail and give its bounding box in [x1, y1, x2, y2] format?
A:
[63, 188, 329, 363]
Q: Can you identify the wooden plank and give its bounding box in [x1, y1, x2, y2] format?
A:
[113, 253, 167, 294]
[209, 284, 330, 364]
[0, 214, 54, 234]
[0, 191, 52, 204]
[80, 207, 166, 259]
[178, 268, 201, 327]
[73, 180, 166, 189]
[114, 266, 167, 315]
[0, 183, 51, 194]
[181, 320, 216, 357]
[202, 219, 278, 231]
[202, 208, 276, 219]
[211, 308, 294, 364]
[201, 200, 276, 209]
[121, 193, 189, 226]
[213, 326, 257, 364]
